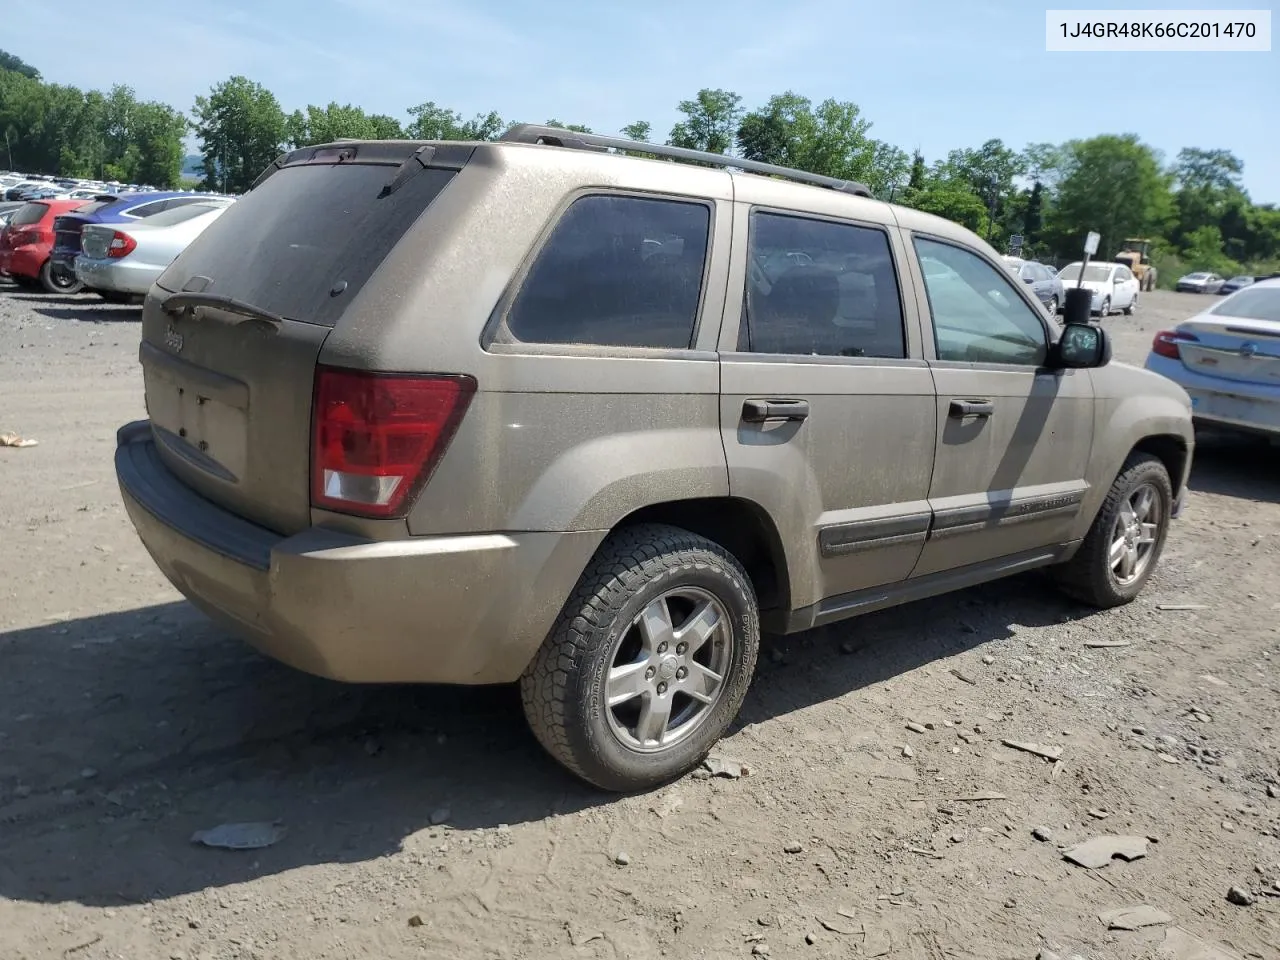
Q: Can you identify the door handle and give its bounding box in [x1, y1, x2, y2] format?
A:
[949, 399, 994, 419]
[743, 398, 810, 423]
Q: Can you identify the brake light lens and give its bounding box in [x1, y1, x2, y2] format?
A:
[311, 367, 476, 518]
[7, 228, 39, 246]
[107, 231, 136, 258]
[1152, 329, 1197, 360]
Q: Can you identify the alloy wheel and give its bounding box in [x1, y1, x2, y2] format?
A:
[603, 587, 734, 753]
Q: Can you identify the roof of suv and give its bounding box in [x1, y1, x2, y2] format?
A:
[258, 125, 989, 259]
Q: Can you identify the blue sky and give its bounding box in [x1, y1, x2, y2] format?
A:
[4, 0, 1276, 200]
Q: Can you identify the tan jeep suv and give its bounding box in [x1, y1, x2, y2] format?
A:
[116, 126, 1194, 791]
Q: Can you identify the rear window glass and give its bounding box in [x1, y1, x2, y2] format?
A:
[155, 164, 456, 327]
[504, 194, 711, 349]
[1210, 286, 1280, 323]
[143, 202, 228, 227]
[10, 203, 47, 227]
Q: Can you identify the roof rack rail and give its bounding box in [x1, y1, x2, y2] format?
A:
[499, 124, 875, 199]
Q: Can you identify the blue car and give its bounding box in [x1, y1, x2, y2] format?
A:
[50, 191, 220, 297]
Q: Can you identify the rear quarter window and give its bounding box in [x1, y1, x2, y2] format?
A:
[502, 193, 711, 350]
[154, 163, 458, 327]
[10, 203, 48, 227]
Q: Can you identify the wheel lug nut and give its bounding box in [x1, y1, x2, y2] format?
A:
[645, 666, 655, 679]
[657, 642, 668, 654]
[657, 682, 668, 695]
[676, 667, 687, 680]
[676, 643, 687, 655]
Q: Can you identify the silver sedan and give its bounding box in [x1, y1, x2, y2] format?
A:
[1145, 278, 1280, 438]
[75, 199, 234, 297]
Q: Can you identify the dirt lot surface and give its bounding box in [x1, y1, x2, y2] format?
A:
[1, 286, 1277, 960]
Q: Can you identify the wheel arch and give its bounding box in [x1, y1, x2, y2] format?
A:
[1131, 433, 1191, 497]
[614, 497, 791, 620]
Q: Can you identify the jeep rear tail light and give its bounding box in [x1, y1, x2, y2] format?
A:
[1152, 329, 1197, 360]
[310, 367, 476, 518]
[108, 231, 136, 258]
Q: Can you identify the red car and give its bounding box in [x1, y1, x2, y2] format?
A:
[0, 199, 90, 293]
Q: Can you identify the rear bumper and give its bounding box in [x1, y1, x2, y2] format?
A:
[1145, 354, 1280, 437]
[75, 257, 160, 294]
[0, 246, 44, 279]
[115, 420, 601, 684]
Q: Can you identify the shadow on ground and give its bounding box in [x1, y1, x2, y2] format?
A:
[1188, 429, 1280, 503]
[0, 570, 1084, 907]
[33, 305, 141, 323]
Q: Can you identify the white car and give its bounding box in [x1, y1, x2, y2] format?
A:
[74, 199, 234, 298]
[1145, 278, 1280, 438]
[1057, 261, 1141, 316]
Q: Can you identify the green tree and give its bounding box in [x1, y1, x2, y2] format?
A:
[905, 150, 926, 194]
[1023, 181, 1045, 245]
[909, 185, 989, 234]
[669, 88, 742, 154]
[405, 101, 503, 141]
[0, 49, 40, 80]
[1045, 134, 1173, 259]
[935, 139, 1025, 239]
[286, 102, 405, 147]
[192, 76, 286, 193]
[132, 101, 189, 187]
[620, 120, 652, 142]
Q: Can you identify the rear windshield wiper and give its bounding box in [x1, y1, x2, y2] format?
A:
[161, 292, 287, 325]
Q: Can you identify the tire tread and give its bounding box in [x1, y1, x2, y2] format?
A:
[520, 523, 758, 790]
[1054, 452, 1171, 607]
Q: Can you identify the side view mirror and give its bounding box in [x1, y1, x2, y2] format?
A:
[1055, 322, 1111, 369]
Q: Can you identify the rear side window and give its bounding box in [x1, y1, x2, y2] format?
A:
[505, 194, 710, 349]
[123, 200, 168, 218]
[10, 203, 47, 227]
[155, 163, 457, 327]
[740, 212, 906, 359]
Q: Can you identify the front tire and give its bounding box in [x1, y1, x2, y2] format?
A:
[1048, 296, 1059, 316]
[1053, 452, 1173, 608]
[521, 523, 760, 792]
[1099, 297, 1111, 316]
[39, 260, 82, 295]
[1123, 293, 1137, 315]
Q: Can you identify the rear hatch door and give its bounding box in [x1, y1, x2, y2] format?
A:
[140, 143, 467, 535]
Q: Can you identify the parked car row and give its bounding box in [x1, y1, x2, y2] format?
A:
[0, 190, 234, 296]
[1, 170, 162, 202]
[1003, 257, 1141, 317]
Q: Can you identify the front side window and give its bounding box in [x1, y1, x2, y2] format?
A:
[505, 194, 710, 349]
[914, 237, 1048, 366]
[740, 211, 906, 358]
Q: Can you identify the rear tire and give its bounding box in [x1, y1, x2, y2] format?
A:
[520, 523, 760, 792]
[1053, 452, 1173, 608]
[39, 260, 82, 295]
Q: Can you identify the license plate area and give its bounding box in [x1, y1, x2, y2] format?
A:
[1189, 389, 1279, 429]
[143, 355, 249, 482]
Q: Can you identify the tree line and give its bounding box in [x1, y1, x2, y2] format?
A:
[3, 50, 1277, 281]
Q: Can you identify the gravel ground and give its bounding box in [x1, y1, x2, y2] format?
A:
[0, 285, 1277, 960]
